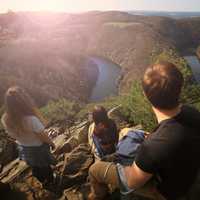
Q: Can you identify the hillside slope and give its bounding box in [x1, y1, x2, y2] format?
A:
[57, 11, 200, 92]
[0, 11, 200, 102]
[0, 12, 98, 106]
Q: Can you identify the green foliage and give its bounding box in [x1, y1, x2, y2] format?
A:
[116, 48, 200, 131]
[76, 96, 123, 121]
[151, 48, 192, 79]
[194, 102, 200, 111]
[77, 83, 157, 132]
[40, 48, 200, 133]
[181, 84, 200, 105]
[41, 98, 81, 123]
[121, 81, 157, 131]
[151, 48, 200, 106]
[78, 48, 200, 132]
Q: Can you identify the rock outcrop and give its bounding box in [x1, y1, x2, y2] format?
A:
[0, 120, 92, 200]
[0, 130, 17, 169]
[1, 106, 200, 200]
[0, 107, 137, 200]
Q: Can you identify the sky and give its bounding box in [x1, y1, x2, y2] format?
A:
[0, 0, 200, 13]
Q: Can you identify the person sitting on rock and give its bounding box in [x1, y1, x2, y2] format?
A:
[88, 106, 118, 160]
[1, 86, 56, 189]
[88, 61, 200, 200]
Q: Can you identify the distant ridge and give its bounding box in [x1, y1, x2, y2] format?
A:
[127, 11, 200, 19]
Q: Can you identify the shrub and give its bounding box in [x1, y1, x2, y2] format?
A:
[76, 96, 123, 121]
[41, 98, 81, 124]
[151, 48, 200, 106]
[118, 48, 200, 131]
[121, 81, 157, 131]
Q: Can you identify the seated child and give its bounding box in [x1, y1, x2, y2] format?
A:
[88, 106, 118, 160]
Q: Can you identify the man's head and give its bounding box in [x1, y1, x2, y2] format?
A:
[142, 61, 184, 110]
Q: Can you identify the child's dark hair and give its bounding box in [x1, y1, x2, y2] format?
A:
[92, 106, 109, 125]
[93, 123, 112, 145]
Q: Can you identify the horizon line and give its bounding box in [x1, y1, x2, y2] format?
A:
[0, 9, 200, 15]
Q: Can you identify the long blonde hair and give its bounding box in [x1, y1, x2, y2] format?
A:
[2, 86, 46, 135]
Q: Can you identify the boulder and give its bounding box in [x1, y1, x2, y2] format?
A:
[68, 121, 90, 144]
[0, 130, 18, 168]
[56, 144, 93, 190]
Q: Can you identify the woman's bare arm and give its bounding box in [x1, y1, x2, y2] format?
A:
[36, 132, 55, 149]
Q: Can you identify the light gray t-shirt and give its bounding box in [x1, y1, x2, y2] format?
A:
[6, 116, 45, 147]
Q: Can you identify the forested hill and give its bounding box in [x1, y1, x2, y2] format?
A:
[0, 11, 200, 105]
[0, 11, 200, 199]
[0, 11, 98, 106]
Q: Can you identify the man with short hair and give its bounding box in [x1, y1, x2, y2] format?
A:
[88, 61, 200, 200]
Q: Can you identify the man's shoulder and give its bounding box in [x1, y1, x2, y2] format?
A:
[152, 105, 200, 139]
[135, 122, 184, 173]
[141, 122, 185, 153]
[152, 120, 183, 138]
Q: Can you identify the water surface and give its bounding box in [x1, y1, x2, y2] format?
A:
[185, 56, 200, 83]
[89, 57, 121, 102]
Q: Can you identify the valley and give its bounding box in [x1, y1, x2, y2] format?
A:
[0, 10, 200, 200]
[0, 11, 200, 105]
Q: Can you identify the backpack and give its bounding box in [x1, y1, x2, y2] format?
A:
[116, 130, 145, 166]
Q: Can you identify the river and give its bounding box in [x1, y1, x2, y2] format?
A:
[184, 56, 200, 83]
[89, 57, 121, 102]
[89, 56, 200, 103]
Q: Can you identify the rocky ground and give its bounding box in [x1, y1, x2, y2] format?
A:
[1, 108, 200, 200]
[0, 107, 151, 200]
[0, 129, 18, 168]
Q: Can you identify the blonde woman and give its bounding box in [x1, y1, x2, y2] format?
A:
[1, 86, 56, 187]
